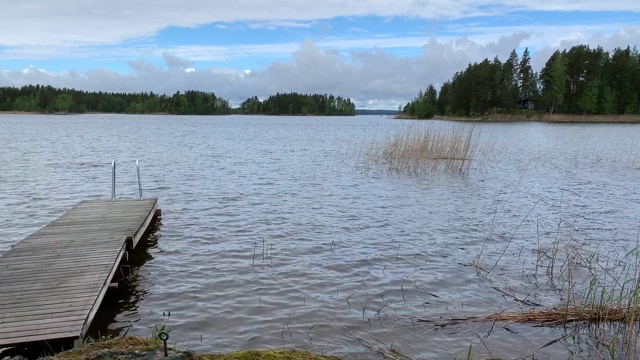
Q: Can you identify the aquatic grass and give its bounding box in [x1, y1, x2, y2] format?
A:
[468, 208, 640, 358]
[362, 125, 483, 176]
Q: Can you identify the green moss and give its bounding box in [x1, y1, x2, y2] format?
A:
[48, 337, 339, 360]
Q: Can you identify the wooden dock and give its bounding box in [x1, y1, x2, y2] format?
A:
[0, 199, 159, 348]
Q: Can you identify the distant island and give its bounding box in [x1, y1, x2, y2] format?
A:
[0, 86, 355, 116]
[238, 93, 355, 116]
[401, 44, 640, 122]
[355, 109, 399, 115]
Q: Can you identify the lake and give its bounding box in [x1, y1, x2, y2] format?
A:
[1, 114, 639, 359]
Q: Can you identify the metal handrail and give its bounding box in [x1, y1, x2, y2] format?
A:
[111, 159, 143, 201]
[111, 160, 116, 201]
[136, 159, 143, 200]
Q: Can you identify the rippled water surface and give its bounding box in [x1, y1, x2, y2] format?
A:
[1, 114, 640, 359]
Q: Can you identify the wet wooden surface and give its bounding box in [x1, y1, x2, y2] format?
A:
[0, 198, 157, 347]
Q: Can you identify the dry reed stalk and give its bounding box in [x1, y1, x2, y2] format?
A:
[417, 305, 640, 329]
[366, 126, 479, 176]
[482, 306, 640, 326]
[471, 194, 640, 357]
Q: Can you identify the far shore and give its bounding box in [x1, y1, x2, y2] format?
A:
[0, 111, 172, 115]
[396, 113, 640, 123]
[0, 111, 353, 116]
[0, 110, 43, 114]
[4, 110, 640, 123]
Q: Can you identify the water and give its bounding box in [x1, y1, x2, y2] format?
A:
[1, 114, 640, 359]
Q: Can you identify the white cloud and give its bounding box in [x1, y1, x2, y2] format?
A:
[0, 36, 526, 108]
[248, 21, 313, 30]
[2, 22, 635, 66]
[1, 1, 638, 47]
[21, 65, 47, 74]
[1, 30, 639, 109]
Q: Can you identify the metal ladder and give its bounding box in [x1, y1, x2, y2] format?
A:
[111, 159, 143, 201]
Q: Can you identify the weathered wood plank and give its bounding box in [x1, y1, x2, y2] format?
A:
[0, 314, 87, 333]
[0, 277, 109, 294]
[0, 297, 97, 313]
[0, 319, 85, 336]
[0, 309, 89, 324]
[0, 284, 100, 300]
[0, 265, 116, 277]
[0, 326, 83, 342]
[0, 292, 96, 308]
[0, 300, 93, 320]
[0, 198, 158, 347]
[0, 331, 80, 347]
[0, 256, 121, 269]
[1, 247, 123, 257]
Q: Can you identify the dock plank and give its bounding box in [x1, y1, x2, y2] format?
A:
[0, 293, 98, 307]
[0, 198, 158, 348]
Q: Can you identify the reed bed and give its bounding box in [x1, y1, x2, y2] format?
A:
[363, 126, 479, 176]
[467, 209, 640, 358]
[478, 305, 640, 326]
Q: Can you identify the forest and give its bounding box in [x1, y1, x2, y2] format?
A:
[402, 45, 640, 118]
[0, 86, 232, 115]
[0, 86, 355, 116]
[239, 93, 355, 115]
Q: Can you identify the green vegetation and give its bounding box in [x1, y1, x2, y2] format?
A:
[0, 85, 232, 114]
[239, 93, 355, 116]
[403, 44, 640, 119]
[456, 206, 640, 358]
[50, 336, 340, 360]
[0, 86, 355, 116]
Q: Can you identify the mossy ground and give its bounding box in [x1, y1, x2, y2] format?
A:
[47, 337, 339, 360]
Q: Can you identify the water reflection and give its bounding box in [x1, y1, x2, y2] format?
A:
[86, 217, 163, 339]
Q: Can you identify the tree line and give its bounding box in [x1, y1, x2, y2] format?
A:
[403, 45, 640, 118]
[239, 92, 355, 115]
[0, 85, 356, 116]
[0, 85, 232, 114]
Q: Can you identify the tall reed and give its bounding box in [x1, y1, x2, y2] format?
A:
[472, 215, 640, 358]
[364, 126, 479, 176]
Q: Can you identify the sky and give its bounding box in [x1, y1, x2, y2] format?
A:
[0, 1, 639, 109]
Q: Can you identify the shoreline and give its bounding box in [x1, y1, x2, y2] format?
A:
[0, 111, 354, 117]
[2, 336, 343, 360]
[4, 111, 640, 123]
[396, 113, 640, 123]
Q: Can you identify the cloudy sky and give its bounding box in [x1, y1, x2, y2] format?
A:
[1, 1, 639, 109]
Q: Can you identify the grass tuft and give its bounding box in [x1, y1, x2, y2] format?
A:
[363, 125, 483, 176]
[467, 206, 640, 358]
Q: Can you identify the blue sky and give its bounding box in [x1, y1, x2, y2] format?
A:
[1, 1, 639, 108]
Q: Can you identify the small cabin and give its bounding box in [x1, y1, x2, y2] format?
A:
[519, 98, 534, 110]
